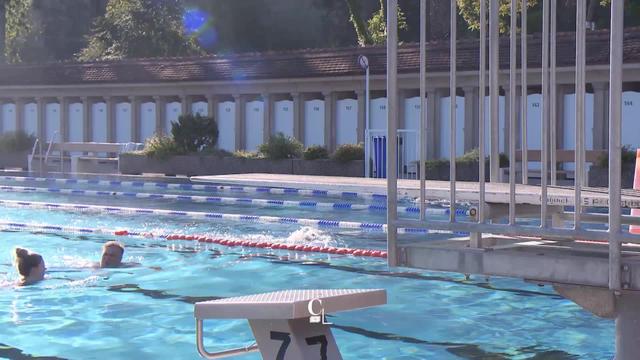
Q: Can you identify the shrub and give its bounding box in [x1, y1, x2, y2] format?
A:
[332, 143, 364, 162]
[171, 113, 219, 153]
[303, 145, 329, 160]
[233, 150, 262, 159]
[0, 131, 36, 152]
[597, 145, 637, 168]
[258, 133, 303, 160]
[142, 135, 182, 160]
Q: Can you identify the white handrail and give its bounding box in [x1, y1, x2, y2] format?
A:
[44, 131, 59, 163]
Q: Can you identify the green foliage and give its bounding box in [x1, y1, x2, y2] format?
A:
[258, 133, 303, 160]
[78, 0, 203, 61]
[456, 0, 538, 34]
[343, 0, 406, 46]
[597, 145, 637, 168]
[232, 150, 262, 159]
[141, 135, 182, 160]
[332, 143, 364, 162]
[0, 130, 36, 152]
[171, 113, 219, 153]
[303, 145, 329, 160]
[5, 0, 32, 63]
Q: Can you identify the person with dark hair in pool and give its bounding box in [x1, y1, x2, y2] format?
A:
[100, 241, 125, 268]
[13, 247, 45, 286]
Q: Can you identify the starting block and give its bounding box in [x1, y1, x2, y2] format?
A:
[195, 289, 387, 359]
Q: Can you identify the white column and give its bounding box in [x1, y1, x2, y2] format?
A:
[356, 90, 365, 143]
[154, 96, 166, 136]
[82, 96, 91, 142]
[36, 97, 45, 140]
[129, 96, 140, 142]
[14, 98, 24, 132]
[262, 93, 272, 143]
[292, 92, 304, 143]
[105, 96, 115, 143]
[233, 94, 245, 150]
[592, 82, 609, 150]
[463, 86, 479, 152]
[58, 97, 68, 142]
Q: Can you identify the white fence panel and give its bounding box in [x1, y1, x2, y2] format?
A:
[274, 100, 294, 137]
[2, 103, 16, 134]
[45, 103, 61, 141]
[439, 96, 465, 159]
[245, 100, 264, 151]
[217, 101, 235, 152]
[115, 102, 132, 143]
[140, 102, 156, 142]
[622, 91, 640, 150]
[165, 101, 181, 135]
[336, 98, 358, 146]
[304, 99, 325, 146]
[24, 103, 37, 137]
[92, 102, 108, 143]
[68, 102, 84, 142]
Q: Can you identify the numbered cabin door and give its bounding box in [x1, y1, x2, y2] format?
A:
[45, 103, 61, 142]
[525, 94, 543, 170]
[245, 100, 264, 151]
[115, 102, 132, 143]
[403, 96, 422, 164]
[563, 93, 594, 172]
[2, 103, 16, 134]
[439, 96, 465, 159]
[274, 100, 294, 138]
[92, 102, 108, 143]
[192, 101, 208, 117]
[304, 99, 325, 147]
[24, 103, 38, 137]
[139, 102, 156, 142]
[336, 99, 357, 146]
[165, 101, 181, 135]
[217, 101, 236, 152]
[483, 95, 506, 156]
[68, 102, 84, 143]
[622, 92, 640, 150]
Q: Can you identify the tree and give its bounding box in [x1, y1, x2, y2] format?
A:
[77, 0, 203, 61]
[343, 0, 407, 46]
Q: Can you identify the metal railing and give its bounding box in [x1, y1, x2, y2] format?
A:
[195, 320, 259, 359]
[385, 0, 633, 291]
[43, 131, 63, 173]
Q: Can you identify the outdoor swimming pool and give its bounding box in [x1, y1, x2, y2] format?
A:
[0, 175, 614, 359]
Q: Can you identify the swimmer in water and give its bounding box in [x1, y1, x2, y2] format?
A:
[100, 241, 125, 268]
[13, 247, 46, 286]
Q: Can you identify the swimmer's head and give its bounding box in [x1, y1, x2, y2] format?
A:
[100, 241, 124, 268]
[13, 247, 45, 285]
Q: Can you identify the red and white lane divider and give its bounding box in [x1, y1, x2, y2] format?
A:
[0, 221, 387, 259]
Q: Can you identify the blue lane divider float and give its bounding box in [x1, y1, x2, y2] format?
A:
[0, 198, 469, 236]
[0, 184, 475, 217]
[1, 175, 388, 201]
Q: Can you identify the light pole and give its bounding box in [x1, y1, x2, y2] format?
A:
[358, 54, 370, 177]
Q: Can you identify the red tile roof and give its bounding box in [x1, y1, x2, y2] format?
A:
[0, 28, 638, 86]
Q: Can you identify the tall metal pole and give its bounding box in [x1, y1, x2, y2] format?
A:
[521, 0, 528, 185]
[419, 0, 427, 220]
[508, 0, 517, 224]
[449, 0, 457, 222]
[550, 0, 558, 185]
[575, 0, 586, 230]
[478, 0, 487, 227]
[365, 66, 371, 178]
[489, 0, 499, 181]
[541, 0, 550, 227]
[386, 0, 398, 267]
[608, 0, 623, 292]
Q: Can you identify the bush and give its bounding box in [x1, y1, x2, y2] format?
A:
[332, 143, 365, 162]
[303, 145, 329, 160]
[0, 131, 36, 152]
[596, 145, 637, 168]
[171, 113, 219, 153]
[142, 135, 182, 160]
[233, 150, 262, 159]
[258, 133, 303, 160]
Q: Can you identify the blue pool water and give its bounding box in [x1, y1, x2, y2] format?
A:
[0, 176, 614, 359]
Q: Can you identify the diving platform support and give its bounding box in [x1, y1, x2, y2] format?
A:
[194, 289, 387, 359]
